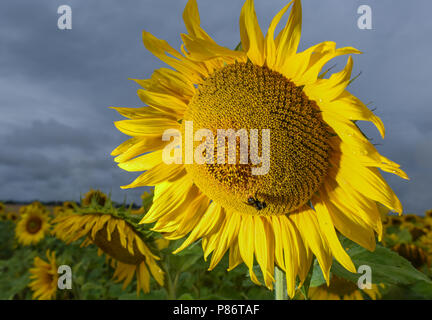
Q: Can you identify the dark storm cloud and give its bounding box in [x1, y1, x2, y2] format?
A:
[0, 0, 431, 213]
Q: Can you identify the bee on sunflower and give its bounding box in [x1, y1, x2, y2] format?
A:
[15, 204, 51, 245]
[52, 199, 164, 294]
[111, 0, 408, 297]
[28, 250, 59, 300]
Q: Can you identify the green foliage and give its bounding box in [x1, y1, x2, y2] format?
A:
[332, 236, 431, 286]
[308, 235, 432, 299]
[0, 219, 274, 300]
[1, 209, 432, 300]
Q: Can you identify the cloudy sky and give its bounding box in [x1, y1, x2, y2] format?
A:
[0, 0, 430, 214]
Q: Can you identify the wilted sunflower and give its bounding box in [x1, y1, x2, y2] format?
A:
[16, 205, 51, 245]
[53, 206, 164, 294]
[29, 250, 58, 300]
[309, 275, 382, 300]
[82, 189, 107, 207]
[112, 0, 408, 296]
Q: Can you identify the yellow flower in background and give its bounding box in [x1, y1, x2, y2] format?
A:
[53, 211, 164, 294]
[29, 250, 58, 300]
[19, 201, 49, 218]
[112, 0, 408, 296]
[0, 202, 8, 221]
[392, 243, 430, 269]
[7, 211, 19, 222]
[425, 210, 432, 225]
[131, 191, 154, 215]
[309, 275, 382, 300]
[52, 201, 76, 218]
[82, 189, 107, 207]
[15, 205, 51, 245]
[63, 201, 77, 210]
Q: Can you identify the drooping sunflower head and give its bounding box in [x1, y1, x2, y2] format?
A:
[0, 202, 5, 215]
[81, 189, 108, 207]
[15, 205, 51, 246]
[52, 204, 164, 294]
[309, 275, 382, 300]
[29, 250, 58, 300]
[112, 0, 408, 297]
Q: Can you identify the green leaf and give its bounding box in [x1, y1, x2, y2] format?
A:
[332, 236, 432, 286]
[310, 259, 326, 288]
[177, 293, 194, 300]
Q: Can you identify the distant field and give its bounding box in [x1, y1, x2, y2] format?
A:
[5, 204, 55, 215]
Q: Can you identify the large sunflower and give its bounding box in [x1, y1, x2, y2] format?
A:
[29, 250, 58, 300]
[53, 207, 164, 294]
[15, 205, 51, 245]
[112, 0, 408, 296]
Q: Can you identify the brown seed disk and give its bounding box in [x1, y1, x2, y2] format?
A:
[183, 61, 331, 215]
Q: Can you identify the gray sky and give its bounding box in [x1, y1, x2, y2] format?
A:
[0, 0, 431, 214]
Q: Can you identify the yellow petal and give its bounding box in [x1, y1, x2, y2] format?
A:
[264, 1, 294, 69]
[142, 30, 206, 83]
[319, 91, 385, 138]
[239, 0, 265, 66]
[274, 0, 302, 68]
[181, 34, 245, 62]
[238, 214, 260, 285]
[304, 56, 353, 103]
[121, 163, 185, 189]
[312, 195, 356, 273]
[117, 150, 163, 172]
[290, 206, 333, 283]
[114, 118, 179, 137]
[137, 90, 187, 115]
[183, 0, 213, 42]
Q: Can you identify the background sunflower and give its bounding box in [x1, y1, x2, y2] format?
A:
[15, 204, 51, 246]
[28, 250, 58, 300]
[53, 201, 164, 294]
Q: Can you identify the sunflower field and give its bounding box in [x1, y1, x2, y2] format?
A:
[0, 191, 431, 300]
[1, 0, 432, 304]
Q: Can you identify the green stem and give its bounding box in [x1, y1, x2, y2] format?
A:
[274, 266, 287, 300]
